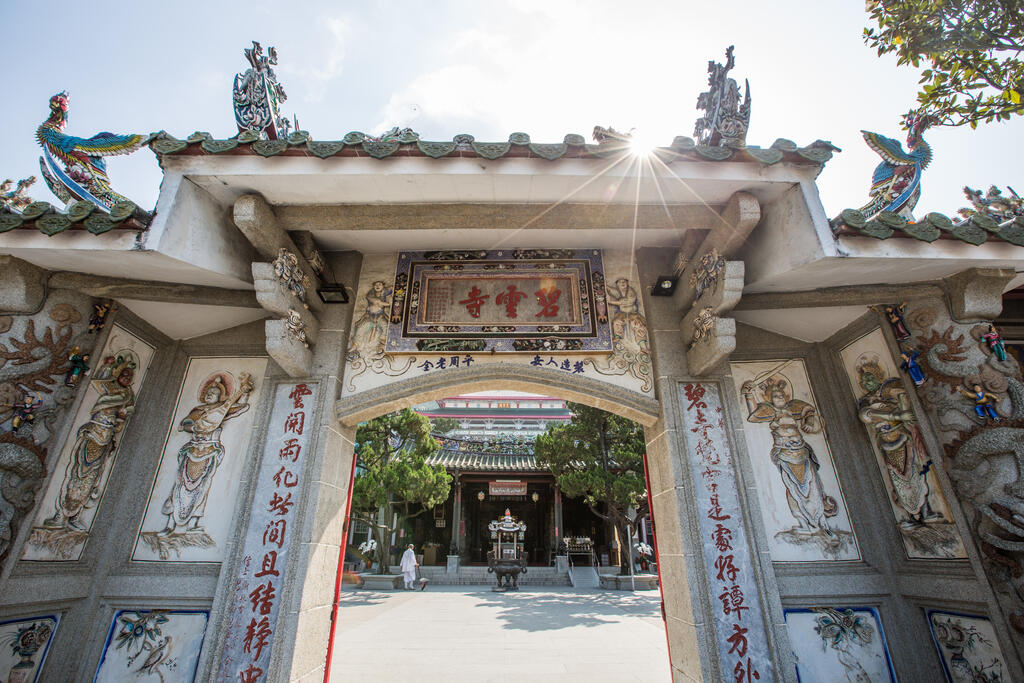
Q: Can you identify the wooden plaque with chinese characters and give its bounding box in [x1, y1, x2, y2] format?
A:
[385, 249, 613, 353]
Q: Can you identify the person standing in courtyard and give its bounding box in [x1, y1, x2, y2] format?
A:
[400, 544, 418, 590]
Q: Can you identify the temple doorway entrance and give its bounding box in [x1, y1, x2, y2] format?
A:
[325, 386, 672, 682]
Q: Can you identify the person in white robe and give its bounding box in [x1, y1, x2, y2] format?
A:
[400, 544, 418, 590]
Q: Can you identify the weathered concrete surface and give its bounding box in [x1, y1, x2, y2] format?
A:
[0, 255, 45, 313]
[944, 267, 1015, 322]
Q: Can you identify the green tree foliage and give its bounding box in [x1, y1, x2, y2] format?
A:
[351, 408, 451, 574]
[429, 416, 460, 435]
[534, 402, 647, 572]
[865, 0, 1024, 128]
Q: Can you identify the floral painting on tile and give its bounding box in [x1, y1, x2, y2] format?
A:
[928, 610, 1008, 682]
[731, 359, 859, 561]
[785, 607, 895, 682]
[0, 615, 58, 683]
[22, 325, 155, 562]
[839, 328, 967, 559]
[93, 609, 207, 682]
[132, 357, 267, 562]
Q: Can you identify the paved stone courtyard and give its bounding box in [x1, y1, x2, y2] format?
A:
[330, 585, 671, 682]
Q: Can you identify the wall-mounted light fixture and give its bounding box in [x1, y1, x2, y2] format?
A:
[477, 491, 485, 502]
[531, 492, 539, 503]
[650, 275, 677, 297]
[311, 249, 351, 304]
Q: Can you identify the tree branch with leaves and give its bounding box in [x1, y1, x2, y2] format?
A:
[350, 409, 451, 574]
[865, 0, 1024, 128]
[534, 402, 647, 573]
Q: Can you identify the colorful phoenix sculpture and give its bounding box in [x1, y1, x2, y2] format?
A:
[35, 92, 149, 211]
[859, 111, 934, 219]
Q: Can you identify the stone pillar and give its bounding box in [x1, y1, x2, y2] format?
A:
[639, 246, 788, 683]
[448, 474, 462, 572]
[205, 252, 361, 683]
[553, 486, 563, 550]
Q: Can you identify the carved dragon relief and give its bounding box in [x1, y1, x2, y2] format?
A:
[900, 298, 1024, 635]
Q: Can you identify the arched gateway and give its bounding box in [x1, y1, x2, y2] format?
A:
[1, 45, 1023, 683]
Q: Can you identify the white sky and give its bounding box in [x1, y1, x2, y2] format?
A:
[2, 0, 1022, 218]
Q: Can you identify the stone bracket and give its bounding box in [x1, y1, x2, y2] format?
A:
[681, 261, 744, 376]
[234, 194, 323, 313]
[253, 261, 321, 378]
[943, 267, 1015, 322]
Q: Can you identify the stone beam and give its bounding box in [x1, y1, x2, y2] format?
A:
[943, 267, 1016, 322]
[47, 272, 259, 308]
[735, 282, 947, 311]
[233, 194, 323, 313]
[681, 261, 743, 377]
[0, 256, 45, 313]
[274, 202, 726, 232]
[676, 192, 760, 311]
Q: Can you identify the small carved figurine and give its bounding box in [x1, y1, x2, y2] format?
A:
[88, 302, 111, 333]
[899, 349, 925, 386]
[286, 309, 309, 348]
[688, 248, 725, 300]
[691, 307, 716, 347]
[982, 323, 1008, 362]
[6, 393, 42, 430]
[0, 175, 36, 212]
[879, 303, 911, 341]
[64, 346, 90, 387]
[957, 383, 1000, 422]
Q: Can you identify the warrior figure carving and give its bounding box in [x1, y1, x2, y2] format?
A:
[41, 353, 137, 533]
[741, 376, 838, 537]
[856, 358, 937, 525]
[158, 372, 254, 536]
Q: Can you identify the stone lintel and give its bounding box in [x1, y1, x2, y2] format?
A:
[943, 267, 1016, 322]
[274, 202, 725, 232]
[676, 192, 760, 311]
[233, 194, 323, 313]
[0, 255, 45, 313]
[685, 317, 737, 376]
[735, 281, 947, 311]
[47, 271, 259, 308]
[265, 318, 313, 377]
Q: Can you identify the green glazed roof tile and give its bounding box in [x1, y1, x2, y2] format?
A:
[307, 140, 344, 158]
[998, 223, 1024, 246]
[362, 139, 400, 158]
[858, 219, 895, 239]
[529, 143, 567, 160]
[471, 142, 511, 159]
[202, 138, 238, 154]
[417, 140, 456, 158]
[36, 213, 72, 236]
[0, 213, 25, 232]
[84, 213, 118, 234]
[902, 220, 941, 242]
[950, 221, 988, 245]
[252, 139, 288, 157]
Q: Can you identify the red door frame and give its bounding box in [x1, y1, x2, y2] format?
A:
[322, 450, 359, 682]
